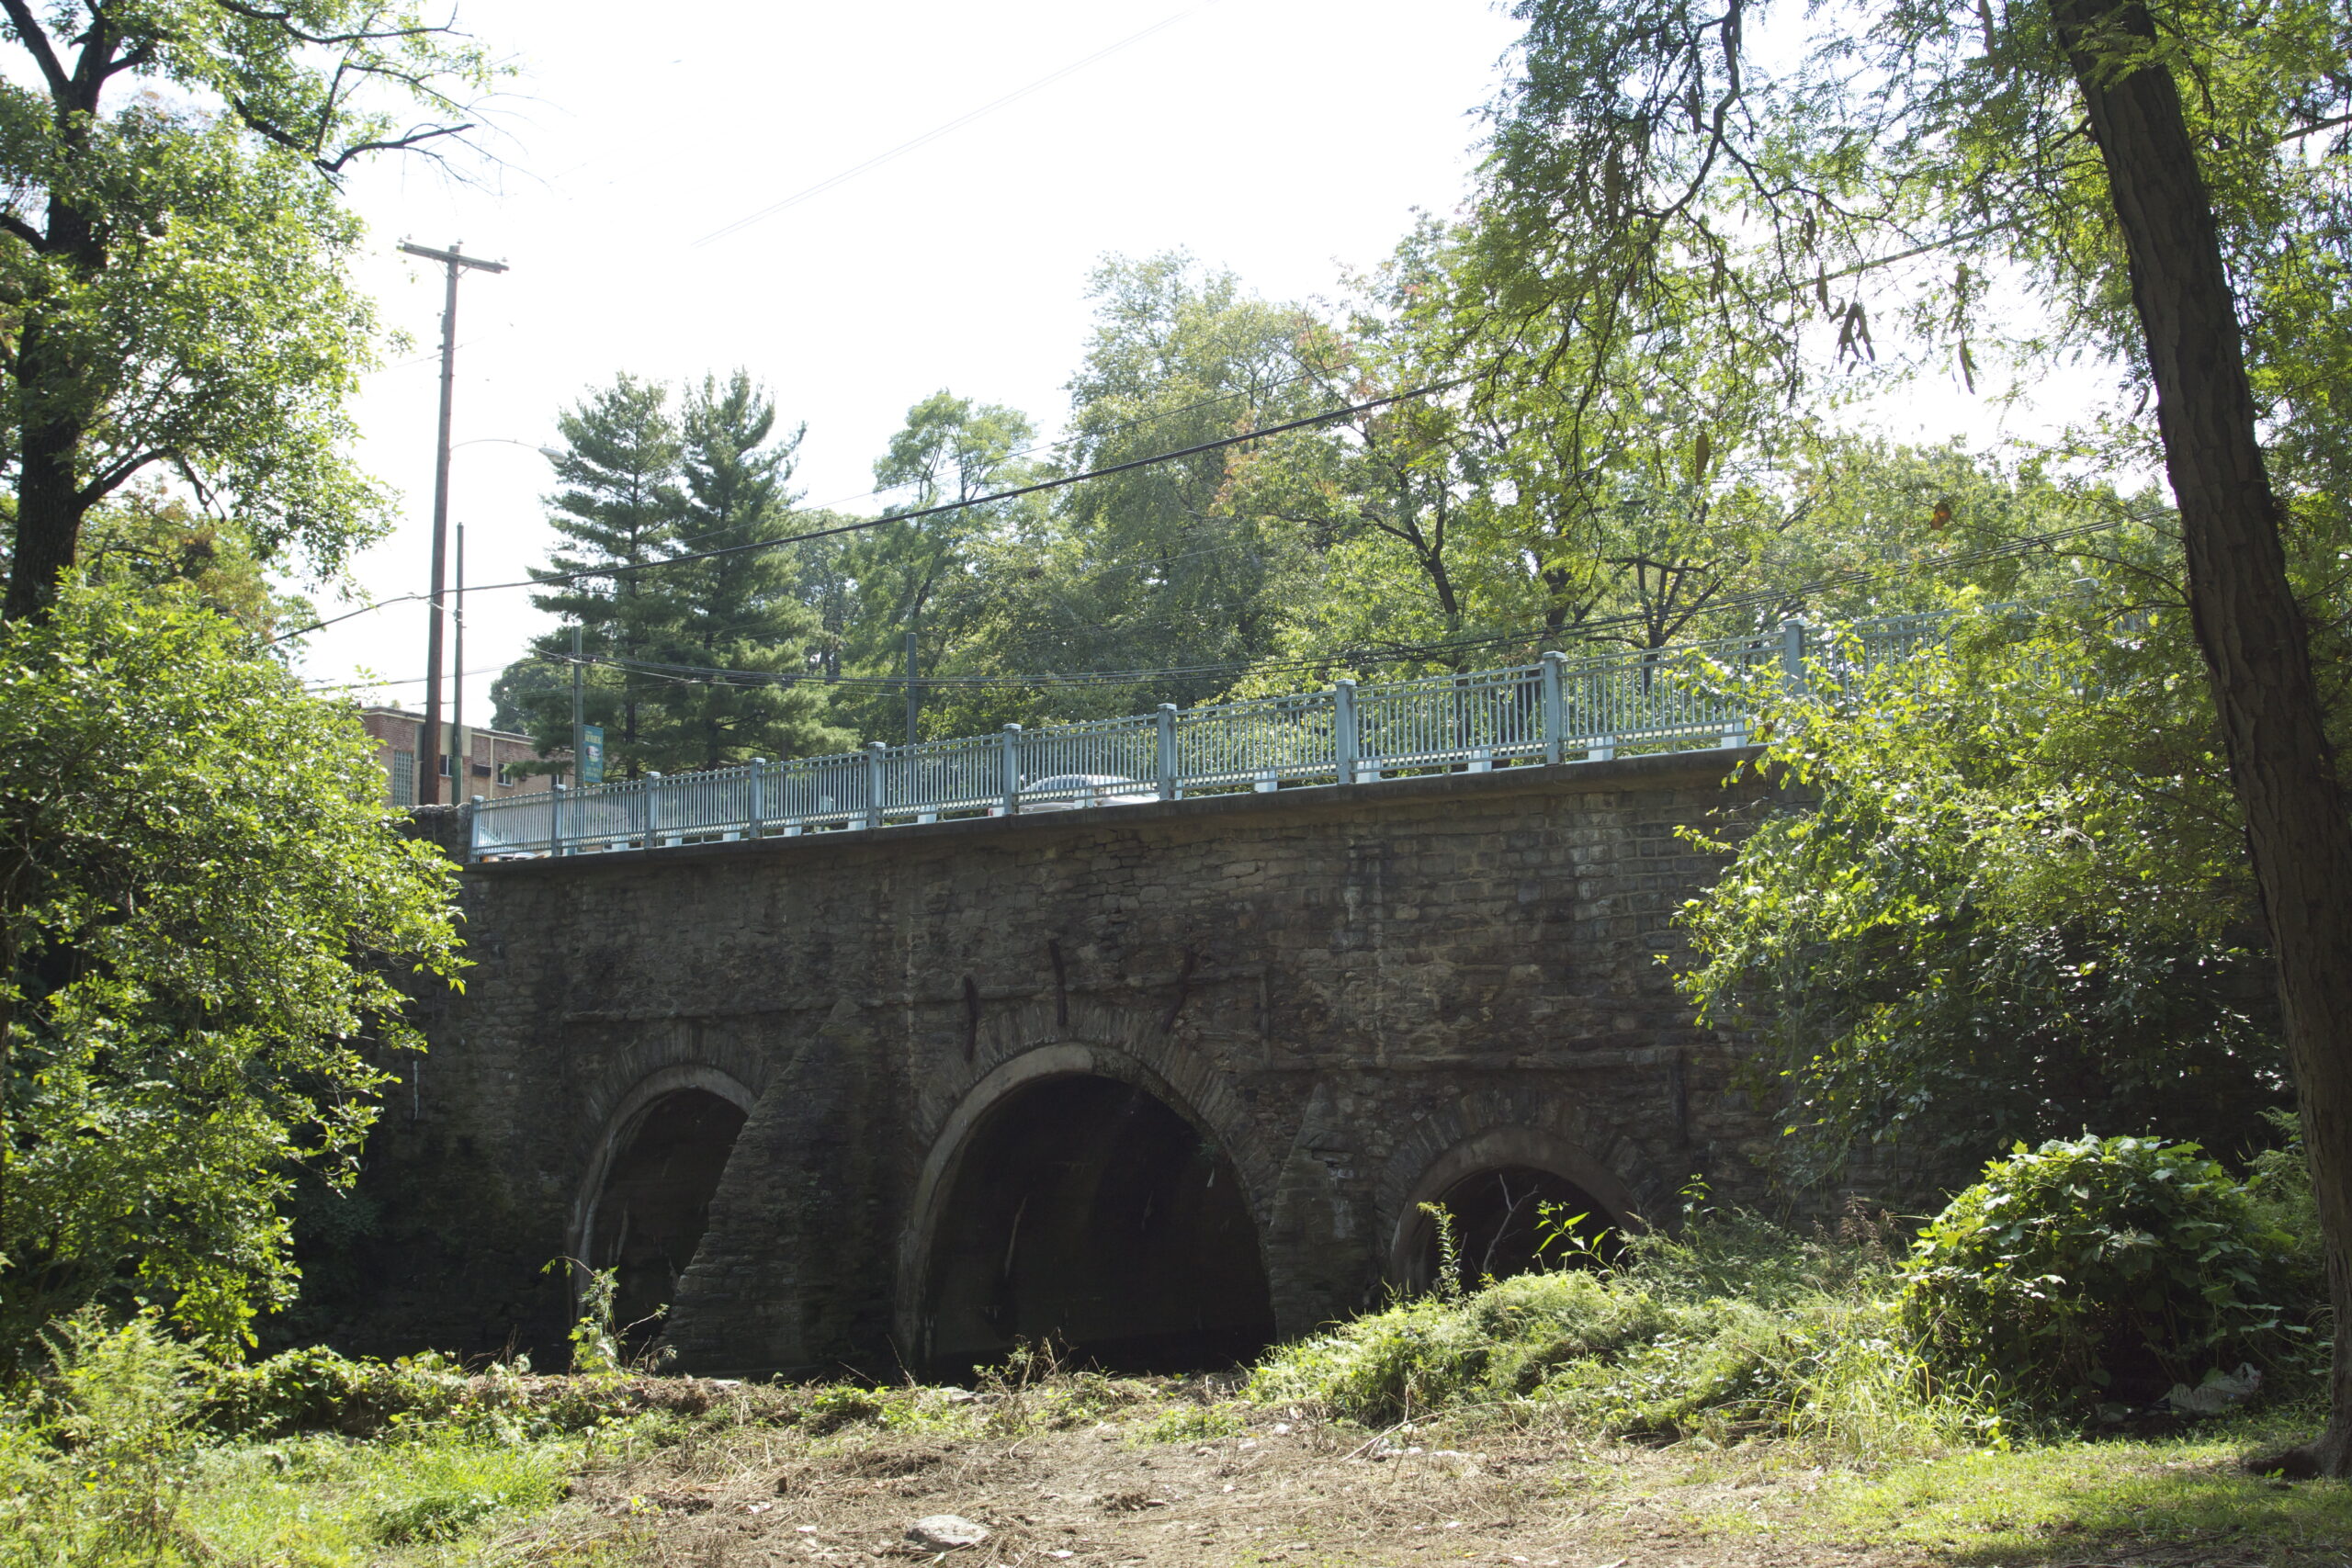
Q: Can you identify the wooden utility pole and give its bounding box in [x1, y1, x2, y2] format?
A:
[399, 240, 507, 806]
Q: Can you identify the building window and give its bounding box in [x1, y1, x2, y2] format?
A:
[389, 750, 415, 806]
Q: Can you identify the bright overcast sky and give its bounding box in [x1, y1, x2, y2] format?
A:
[302, 0, 2065, 722]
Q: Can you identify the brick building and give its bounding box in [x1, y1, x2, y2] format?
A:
[362, 706, 561, 807]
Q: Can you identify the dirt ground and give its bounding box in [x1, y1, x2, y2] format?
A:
[509, 1383, 2347, 1568]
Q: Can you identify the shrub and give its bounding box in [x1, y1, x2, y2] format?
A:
[0, 1309, 210, 1566]
[201, 1344, 794, 1442]
[205, 1346, 468, 1438]
[1250, 1213, 1991, 1462]
[1136, 1403, 1243, 1443]
[2244, 1111, 2327, 1304]
[1899, 1134, 2307, 1414]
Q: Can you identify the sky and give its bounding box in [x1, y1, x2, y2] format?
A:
[303, 0, 1534, 719]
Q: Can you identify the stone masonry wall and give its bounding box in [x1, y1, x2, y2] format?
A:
[353, 750, 1782, 1373]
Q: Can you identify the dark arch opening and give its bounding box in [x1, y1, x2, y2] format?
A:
[1408, 1165, 1622, 1292]
[587, 1089, 748, 1349]
[922, 1075, 1274, 1378]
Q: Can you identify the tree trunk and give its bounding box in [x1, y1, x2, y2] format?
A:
[3, 325, 89, 623]
[2050, 0, 2352, 1476]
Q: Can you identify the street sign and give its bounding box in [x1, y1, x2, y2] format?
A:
[580, 725, 605, 785]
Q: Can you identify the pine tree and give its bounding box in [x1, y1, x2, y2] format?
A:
[519, 374, 682, 779]
[635, 371, 843, 769]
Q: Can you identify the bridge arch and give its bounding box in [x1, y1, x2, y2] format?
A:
[1385, 1122, 1654, 1292]
[570, 1063, 757, 1345]
[899, 1042, 1276, 1376]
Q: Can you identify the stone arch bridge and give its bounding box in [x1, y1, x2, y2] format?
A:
[359, 749, 1781, 1375]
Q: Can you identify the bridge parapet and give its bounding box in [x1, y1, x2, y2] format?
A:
[468, 615, 1939, 861]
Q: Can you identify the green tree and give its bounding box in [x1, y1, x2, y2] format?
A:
[834, 390, 1038, 741]
[634, 370, 842, 769]
[521, 374, 683, 779]
[1678, 592, 2287, 1191]
[0, 2, 490, 620]
[1227, 224, 2114, 684]
[0, 579, 462, 1355]
[1478, 0, 2352, 1471]
[75, 488, 312, 641]
[955, 254, 1327, 717]
[488, 655, 564, 736]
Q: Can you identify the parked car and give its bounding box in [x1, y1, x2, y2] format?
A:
[1017, 773, 1159, 811]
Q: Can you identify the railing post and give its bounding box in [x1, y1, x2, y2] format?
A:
[1333, 679, 1359, 785]
[646, 772, 663, 848]
[1156, 705, 1177, 801]
[1780, 618, 1806, 694]
[1001, 725, 1023, 816]
[865, 742, 887, 829]
[750, 759, 768, 838]
[550, 780, 566, 857]
[1540, 651, 1566, 765]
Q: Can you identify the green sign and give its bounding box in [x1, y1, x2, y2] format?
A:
[579, 725, 605, 785]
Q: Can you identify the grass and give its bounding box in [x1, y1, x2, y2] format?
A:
[10, 1358, 2350, 1566]
[183, 1428, 581, 1566]
[1731, 1412, 2352, 1562]
[6, 1201, 2346, 1565]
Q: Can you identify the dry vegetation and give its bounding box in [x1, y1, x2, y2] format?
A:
[12, 1190, 2349, 1567]
[9, 1329, 2350, 1566]
[479, 1373, 2350, 1568]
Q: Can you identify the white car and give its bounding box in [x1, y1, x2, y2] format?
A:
[1017, 773, 1159, 811]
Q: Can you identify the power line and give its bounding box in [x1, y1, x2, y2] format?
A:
[692, 4, 1214, 248]
[517, 516, 2126, 695]
[308, 661, 510, 694]
[795, 366, 1330, 524]
[266, 376, 1470, 647]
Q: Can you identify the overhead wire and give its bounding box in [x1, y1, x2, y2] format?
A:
[790, 366, 1331, 525]
[691, 4, 1216, 248]
[652, 367, 1332, 568]
[266, 375, 1470, 648]
[462, 514, 2125, 696]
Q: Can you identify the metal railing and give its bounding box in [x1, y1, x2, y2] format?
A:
[466, 615, 1937, 861]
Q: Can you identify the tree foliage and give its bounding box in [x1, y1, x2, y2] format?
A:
[0, 580, 462, 1356]
[0, 1, 492, 619]
[633, 372, 837, 770]
[515, 372, 842, 775]
[828, 389, 1039, 742]
[923, 255, 1329, 720]
[1476, 0, 2352, 1471]
[1679, 589, 2291, 1188]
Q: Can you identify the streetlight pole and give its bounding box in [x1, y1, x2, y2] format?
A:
[905, 620, 920, 746]
[399, 239, 508, 806]
[452, 521, 466, 772]
[572, 625, 586, 789]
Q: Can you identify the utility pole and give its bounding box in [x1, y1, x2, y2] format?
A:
[904, 622, 920, 746]
[399, 239, 508, 806]
[451, 521, 466, 774]
[571, 624, 586, 788]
